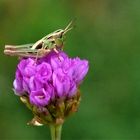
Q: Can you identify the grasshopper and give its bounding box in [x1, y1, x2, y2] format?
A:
[4, 21, 73, 58]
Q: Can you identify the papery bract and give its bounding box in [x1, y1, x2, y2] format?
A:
[29, 76, 44, 92]
[36, 62, 52, 82]
[53, 68, 70, 97]
[71, 58, 89, 85]
[13, 70, 24, 95]
[30, 88, 51, 107]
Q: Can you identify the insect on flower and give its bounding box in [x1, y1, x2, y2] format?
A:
[4, 21, 74, 59]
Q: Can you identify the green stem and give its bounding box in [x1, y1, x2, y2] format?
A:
[50, 124, 62, 140]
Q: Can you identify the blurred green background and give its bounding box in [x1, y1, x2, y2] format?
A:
[0, 0, 140, 139]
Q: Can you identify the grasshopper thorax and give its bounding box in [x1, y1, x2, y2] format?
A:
[47, 29, 65, 40]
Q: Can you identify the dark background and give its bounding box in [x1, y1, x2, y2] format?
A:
[0, 0, 140, 139]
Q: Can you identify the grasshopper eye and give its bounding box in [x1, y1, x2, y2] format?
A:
[51, 41, 55, 43]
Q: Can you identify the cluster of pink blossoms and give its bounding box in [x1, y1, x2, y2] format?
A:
[13, 51, 89, 107]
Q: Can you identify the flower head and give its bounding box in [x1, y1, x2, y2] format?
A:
[14, 51, 89, 108]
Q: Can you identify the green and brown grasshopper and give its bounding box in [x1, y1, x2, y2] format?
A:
[4, 21, 73, 58]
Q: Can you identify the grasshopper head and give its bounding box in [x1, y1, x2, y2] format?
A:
[45, 21, 74, 50]
[50, 30, 66, 50]
[53, 21, 74, 50]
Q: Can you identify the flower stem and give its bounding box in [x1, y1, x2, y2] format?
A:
[50, 124, 62, 140]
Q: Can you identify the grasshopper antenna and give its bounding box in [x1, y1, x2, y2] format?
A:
[63, 19, 76, 35]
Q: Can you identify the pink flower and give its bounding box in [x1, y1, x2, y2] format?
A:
[13, 51, 89, 107]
